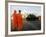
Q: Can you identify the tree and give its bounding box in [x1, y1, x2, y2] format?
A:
[26, 14, 37, 21]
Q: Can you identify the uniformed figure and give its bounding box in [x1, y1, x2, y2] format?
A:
[12, 10, 17, 30]
[17, 10, 23, 31]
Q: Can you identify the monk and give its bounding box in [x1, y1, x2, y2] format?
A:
[17, 10, 23, 31]
[11, 10, 17, 30]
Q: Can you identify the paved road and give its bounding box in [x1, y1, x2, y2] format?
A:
[23, 21, 41, 31]
[11, 21, 41, 31]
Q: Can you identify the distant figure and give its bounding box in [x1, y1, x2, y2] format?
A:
[17, 10, 23, 31]
[12, 10, 17, 30]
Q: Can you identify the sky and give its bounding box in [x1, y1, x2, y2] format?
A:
[10, 5, 41, 16]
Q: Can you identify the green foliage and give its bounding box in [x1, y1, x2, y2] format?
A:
[26, 14, 36, 21]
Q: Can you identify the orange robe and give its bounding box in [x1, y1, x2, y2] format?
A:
[17, 14, 23, 31]
[12, 13, 17, 28]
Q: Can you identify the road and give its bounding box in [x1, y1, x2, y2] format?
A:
[23, 21, 41, 31]
[11, 21, 41, 31]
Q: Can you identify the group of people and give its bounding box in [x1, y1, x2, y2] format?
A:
[11, 10, 23, 31]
